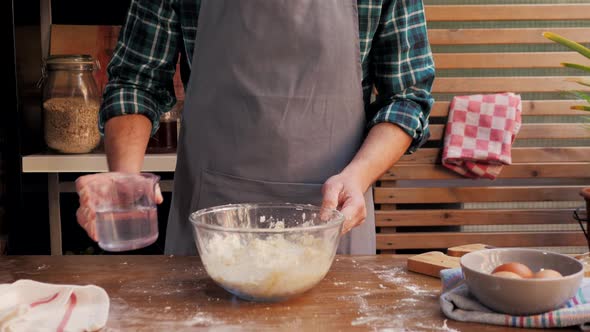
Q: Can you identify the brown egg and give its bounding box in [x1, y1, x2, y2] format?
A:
[492, 271, 523, 279]
[492, 262, 534, 278]
[533, 269, 563, 279]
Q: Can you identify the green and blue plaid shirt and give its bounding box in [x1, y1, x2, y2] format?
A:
[101, 0, 435, 153]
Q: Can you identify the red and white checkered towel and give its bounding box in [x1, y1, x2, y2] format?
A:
[442, 93, 522, 180]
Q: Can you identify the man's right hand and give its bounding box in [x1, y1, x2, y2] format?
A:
[76, 113, 157, 241]
[75, 173, 163, 242]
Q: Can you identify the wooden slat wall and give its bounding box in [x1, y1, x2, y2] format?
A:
[376, 209, 585, 227]
[398, 147, 590, 164]
[432, 77, 585, 93]
[428, 28, 590, 46]
[377, 232, 587, 250]
[384, 163, 590, 180]
[434, 52, 587, 70]
[375, 186, 586, 204]
[375, 3, 590, 253]
[431, 100, 586, 117]
[427, 123, 589, 141]
[425, 4, 590, 21]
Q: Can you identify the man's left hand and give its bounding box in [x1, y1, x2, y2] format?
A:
[321, 173, 367, 234]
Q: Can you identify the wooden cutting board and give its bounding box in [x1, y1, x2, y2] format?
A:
[447, 243, 495, 257]
[406, 244, 491, 278]
[406, 251, 460, 278]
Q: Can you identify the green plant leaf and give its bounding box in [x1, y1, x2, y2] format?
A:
[565, 77, 590, 88]
[572, 105, 590, 112]
[570, 91, 590, 103]
[562, 63, 590, 73]
[543, 32, 590, 59]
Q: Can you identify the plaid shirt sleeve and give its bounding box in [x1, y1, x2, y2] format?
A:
[368, 0, 435, 153]
[99, 0, 181, 135]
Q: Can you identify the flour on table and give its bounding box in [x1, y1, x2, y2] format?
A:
[414, 319, 460, 332]
[374, 267, 407, 284]
[107, 298, 228, 330]
[183, 312, 225, 327]
[374, 267, 432, 296]
[338, 264, 441, 330]
[403, 284, 431, 295]
[401, 298, 419, 303]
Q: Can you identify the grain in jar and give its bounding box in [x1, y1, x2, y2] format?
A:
[41, 55, 101, 154]
[43, 97, 101, 153]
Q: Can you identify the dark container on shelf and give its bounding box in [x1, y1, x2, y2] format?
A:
[147, 101, 181, 153]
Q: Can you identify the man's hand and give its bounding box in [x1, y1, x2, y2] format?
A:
[321, 122, 413, 234]
[75, 173, 163, 241]
[321, 172, 367, 234]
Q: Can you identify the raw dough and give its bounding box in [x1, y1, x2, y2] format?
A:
[200, 222, 336, 300]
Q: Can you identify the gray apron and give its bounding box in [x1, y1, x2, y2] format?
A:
[165, 0, 376, 255]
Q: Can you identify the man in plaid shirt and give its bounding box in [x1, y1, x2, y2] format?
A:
[77, 0, 435, 255]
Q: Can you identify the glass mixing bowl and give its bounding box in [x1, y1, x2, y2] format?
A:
[190, 203, 345, 302]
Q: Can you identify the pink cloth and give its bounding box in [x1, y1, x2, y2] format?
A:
[442, 93, 522, 180]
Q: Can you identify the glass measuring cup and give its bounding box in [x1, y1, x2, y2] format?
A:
[81, 173, 160, 251]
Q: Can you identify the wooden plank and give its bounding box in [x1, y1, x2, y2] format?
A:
[50, 25, 117, 92]
[377, 232, 586, 250]
[22, 153, 177, 173]
[431, 100, 586, 117]
[374, 186, 586, 204]
[447, 244, 493, 257]
[398, 148, 441, 164]
[398, 147, 590, 164]
[428, 125, 445, 141]
[384, 163, 590, 180]
[517, 124, 590, 140]
[375, 209, 581, 227]
[433, 77, 588, 94]
[425, 5, 590, 21]
[407, 251, 460, 278]
[408, 245, 494, 278]
[433, 52, 587, 70]
[427, 123, 590, 141]
[48, 174, 62, 255]
[428, 28, 590, 45]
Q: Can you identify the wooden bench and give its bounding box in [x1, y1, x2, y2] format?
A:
[375, 4, 590, 254]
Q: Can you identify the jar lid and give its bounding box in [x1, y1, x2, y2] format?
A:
[45, 54, 99, 71]
[37, 55, 100, 88]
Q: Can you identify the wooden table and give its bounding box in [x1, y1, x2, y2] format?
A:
[0, 255, 576, 331]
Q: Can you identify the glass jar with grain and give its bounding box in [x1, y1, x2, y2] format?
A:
[41, 55, 101, 154]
